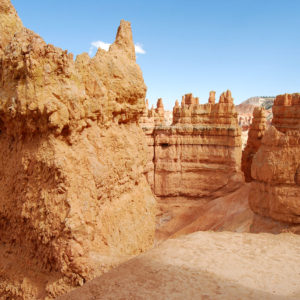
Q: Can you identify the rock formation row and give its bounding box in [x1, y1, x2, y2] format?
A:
[140, 90, 244, 199]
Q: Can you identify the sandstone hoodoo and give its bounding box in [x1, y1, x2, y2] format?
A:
[242, 107, 267, 182]
[249, 93, 300, 224]
[0, 1, 155, 298]
[141, 90, 244, 199]
[155, 98, 165, 124]
[208, 90, 216, 104]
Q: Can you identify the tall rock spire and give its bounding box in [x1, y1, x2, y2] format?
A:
[219, 90, 234, 104]
[109, 19, 136, 60]
[0, 0, 23, 55]
[208, 91, 216, 104]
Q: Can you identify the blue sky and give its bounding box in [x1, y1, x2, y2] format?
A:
[11, 0, 300, 109]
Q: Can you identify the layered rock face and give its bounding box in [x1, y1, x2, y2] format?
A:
[249, 93, 300, 223]
[0, 1, 155, 298]
[141, 90, 244, 199]
[241, 107, 267, 181]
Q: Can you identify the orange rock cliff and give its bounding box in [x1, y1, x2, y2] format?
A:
[0, 0, 155, 298]
[249, 93, 300, 223]
[140, 90, 244, 198]
[241, 107, 267, 182]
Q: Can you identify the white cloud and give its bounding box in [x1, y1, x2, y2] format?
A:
[89, 40, 146, 55]
[91, 41, 111, 51]
[134, 43, 146, 54]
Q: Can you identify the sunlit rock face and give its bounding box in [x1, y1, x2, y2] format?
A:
[249, 93, 300, 223]
[140, 91, 244, 199]
[0, 1, 156, 298]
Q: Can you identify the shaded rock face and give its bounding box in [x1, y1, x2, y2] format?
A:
[241, 107, 267, 182]
[249, 93, 300, 223]
[0, 1, 155, 298]
[140, 91, 244, 199]
[139, 99, 165, 190]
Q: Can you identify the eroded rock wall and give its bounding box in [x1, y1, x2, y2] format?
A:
[241, 107, 266, 181]
[140, 91, 244, 199]
[0, 1, 155, 298]
[249, 93, 300, 223]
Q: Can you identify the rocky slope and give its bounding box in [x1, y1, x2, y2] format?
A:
[249, 93, 300, 224]
[60, 231, 300, 300]
[0, 1, 155, 298]
[140, 91, 244, 199]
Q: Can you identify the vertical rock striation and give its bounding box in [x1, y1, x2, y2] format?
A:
[241, 107, 266, 181]
[249, 93, 300, 223]
[0, 1, 155, 298]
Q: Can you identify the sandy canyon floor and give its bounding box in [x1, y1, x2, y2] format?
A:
[60, 231, 300, 300]
[59, 184, 300, 299]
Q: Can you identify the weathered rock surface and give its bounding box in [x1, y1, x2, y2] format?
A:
[242, 107, 267, 181]
[141, 91, 244, 199]
[0, 0, 23, 56]
[59, 231, 300, 300]
[249, 93, 300, 223]
[0, 1, 155, 298]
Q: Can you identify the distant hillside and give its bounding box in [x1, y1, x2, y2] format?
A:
[236, 97, 275, 115]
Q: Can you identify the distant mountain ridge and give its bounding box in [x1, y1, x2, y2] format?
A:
[236, 96, 275, 114]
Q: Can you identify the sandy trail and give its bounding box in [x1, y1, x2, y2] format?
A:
[59, 231, 300, 300]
